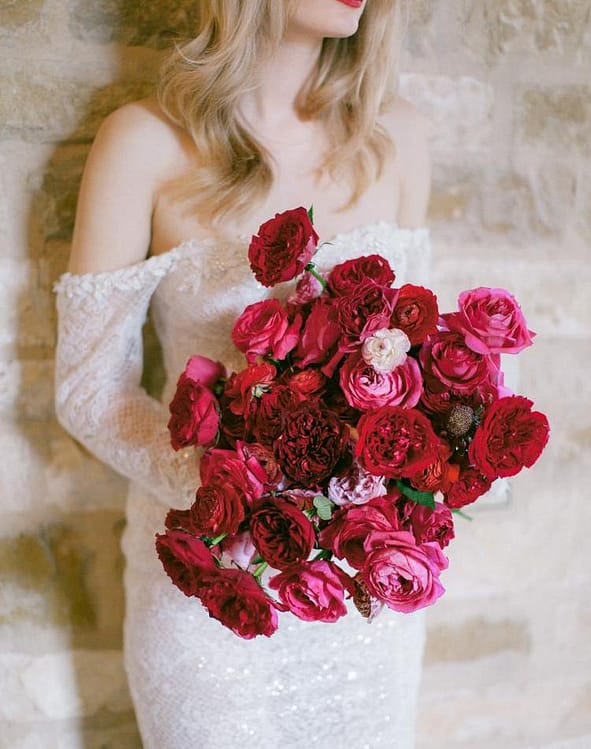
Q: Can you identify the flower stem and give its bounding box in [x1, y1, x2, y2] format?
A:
[209, 532, 228, 547]
[253, 561, 269, 579]
[304, 262, 327, 290]
[451, 509, 474, 522]
[313, 549, 333, 562]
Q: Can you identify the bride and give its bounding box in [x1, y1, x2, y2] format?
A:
[54, 1, 432, 747]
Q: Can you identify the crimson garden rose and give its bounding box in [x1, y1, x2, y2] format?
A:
[420, 331, 496, 395]
[336, 278, 398, 353]
[355, 406, 440, 479]
[274, 402, 349, 485]
[409, 502, 455, 549]
[248, 384, 303, 447]
[469, 395, 550, 479]
[269, 560, 353, 623]
[292, 297, 342, 374]
[328, 254, 395, 296]
[167, 374, 220, 450]
[190, 482, 246, 537]
[198, 568, 278, 639]
[391, 284, 439, 345]
[361, 530, 448, 613]
[249, 497, 315, 569]
[155, 530, 216, 597]
[444, 467, 492, 508]
[248, 206, 318, 287]
[231, 299, 301, 364]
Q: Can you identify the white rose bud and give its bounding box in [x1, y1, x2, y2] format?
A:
[361, 327, 411, 373]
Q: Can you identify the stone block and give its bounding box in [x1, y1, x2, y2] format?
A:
[0, 0, 44, 29]
[0, 360, 55, 421]
[0, 714, 142, 749]
[68, 0, 200, 48]
[517, 86, 591, 157]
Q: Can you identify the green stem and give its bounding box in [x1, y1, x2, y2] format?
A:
[209, 532, 228, 547]
[313, 549, 333, 562]
[451, 509, 474, 522]
[304, 262, 328, 290]
[253, 561, 269, 579]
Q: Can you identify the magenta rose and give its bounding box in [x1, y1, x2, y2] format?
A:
[443, 287, 535, 355]
[339, 351, 423, 411]
[167, 373, 220, 450]
[469, 395, 550, 479]
[319, 494, 401, 569]
[361, 530, 448, 613]
[420, 331, 496, 395]
[274, 402, 350, 485]
[183, 355, 227, 389]
[355, 406, 440, 479]
[155, 530, 216, 597]
[269, 560, 353, 623]
[198, 568, 278, 639]
[232, 299, 301, 364]
[409, 502, 455, 549]
[328, 254, 395, 296]
[248, 206, 319, 287]
[249, 497, 316, 569]
[292, 298, 342, 374]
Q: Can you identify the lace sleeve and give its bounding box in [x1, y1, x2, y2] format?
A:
[53, 254, 198, 507]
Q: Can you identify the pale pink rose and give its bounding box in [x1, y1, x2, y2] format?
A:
[443, 287, 535, 355]
[339, 352, 423, 410]
[286, 271, 325, 308]
[327, 461, 387, 506]
[361, 327, 410, 373]
[218, 531, 258, 570]
[362, 530, 448, 613]
[184, 355, 227, 389]
[232, 299, 301, 364]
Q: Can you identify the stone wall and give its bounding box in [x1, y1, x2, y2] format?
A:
[1, 2, 589, 748]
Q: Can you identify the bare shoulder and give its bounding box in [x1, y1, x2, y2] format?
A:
[380, 96, 432, 229]
[67, 96, 189, 274]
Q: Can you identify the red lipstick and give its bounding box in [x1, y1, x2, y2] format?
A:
[336, 0, 364, 8]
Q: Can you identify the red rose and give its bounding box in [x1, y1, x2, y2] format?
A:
[247, 384, 303, 446]
[248, 206, 318, 287]
[361, 530, 448, 613]
[167, 373, 220, 450]
[339, 351, 423, 411]
[419, 331, 496, 395]
[223, 362, 276, 417]
[199, 449, 263, 504]
[198, 568, 278, 639]
[183, 355, 226, 389]
[249, 497, 315, 569]
[232, 299, 301, 364]
[328, 254, 395, 296]
[269, 560, 353, 623]
[155, 530, 216, 597]
[280, 368, 328, 399]
[190, 482, 246, 537]
[444, 467, 492, 508]
[319, 494, 401, 569]
[274, 402, 350, 485]
[292, 298, 342, 374]
[391, 284, 439, 345]
[336, 278, 398, 353]
[409, 502, 455, 549]
[355, 406, 440, 479]
[236, 441, 284, 490]
[409, 442, 459, 494]
[468, 395, 549, 479]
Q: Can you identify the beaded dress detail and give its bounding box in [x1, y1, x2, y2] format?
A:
[54, 222, 432, 749]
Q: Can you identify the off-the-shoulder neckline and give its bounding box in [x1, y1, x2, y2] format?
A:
[56, 220, 430, 283]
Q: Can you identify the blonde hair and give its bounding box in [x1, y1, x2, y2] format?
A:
[157, 0, 401, 232]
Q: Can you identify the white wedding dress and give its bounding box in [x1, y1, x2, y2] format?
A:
[54, 222, 432, 749]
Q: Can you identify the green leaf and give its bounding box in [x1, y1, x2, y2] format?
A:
[395, 481, 436, 509]
[451, 508, 474, 522]
[308, 205, 314, 224]
[313, 494, 334, 521]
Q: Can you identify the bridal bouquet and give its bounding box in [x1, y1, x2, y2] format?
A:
[156, 207, 549, 639]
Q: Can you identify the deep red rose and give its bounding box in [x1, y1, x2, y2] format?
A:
[355, 406, 440, 479]
[269, 560, 353, 623]
[248, 206, 318, 287]
[292, 298, 342, 375]
[231, 299, 301, 364]
[336, 278, 398, 353]
[199, 449, 263, 504]
[223, 362, 276, 418]
[328, 254, 395, 296]
[236, 441, 284, 490]
[190, 482, 246, 537]
[409, 502, 455, 549]
[155, 530, 216, 597]
[167, 374, 219, 450]
[419, 331, 496, 395]
[468, 395, 550, 479]
[198, 568, 278, 639]
[274, 402, 350, 485]
[249, 497, 315, 569]
[361, 530, 448, 613]
[444, 467, 492, 508]
[391, 284, 439, 346]
[408, 441, 459, 494]
[319, 494, 401, 569]
[248, 384, 303, 447]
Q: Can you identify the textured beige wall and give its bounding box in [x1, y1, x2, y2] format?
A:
[1, 2, 589, 748]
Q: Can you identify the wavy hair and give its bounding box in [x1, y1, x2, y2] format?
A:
[156, 0, 402, 232]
